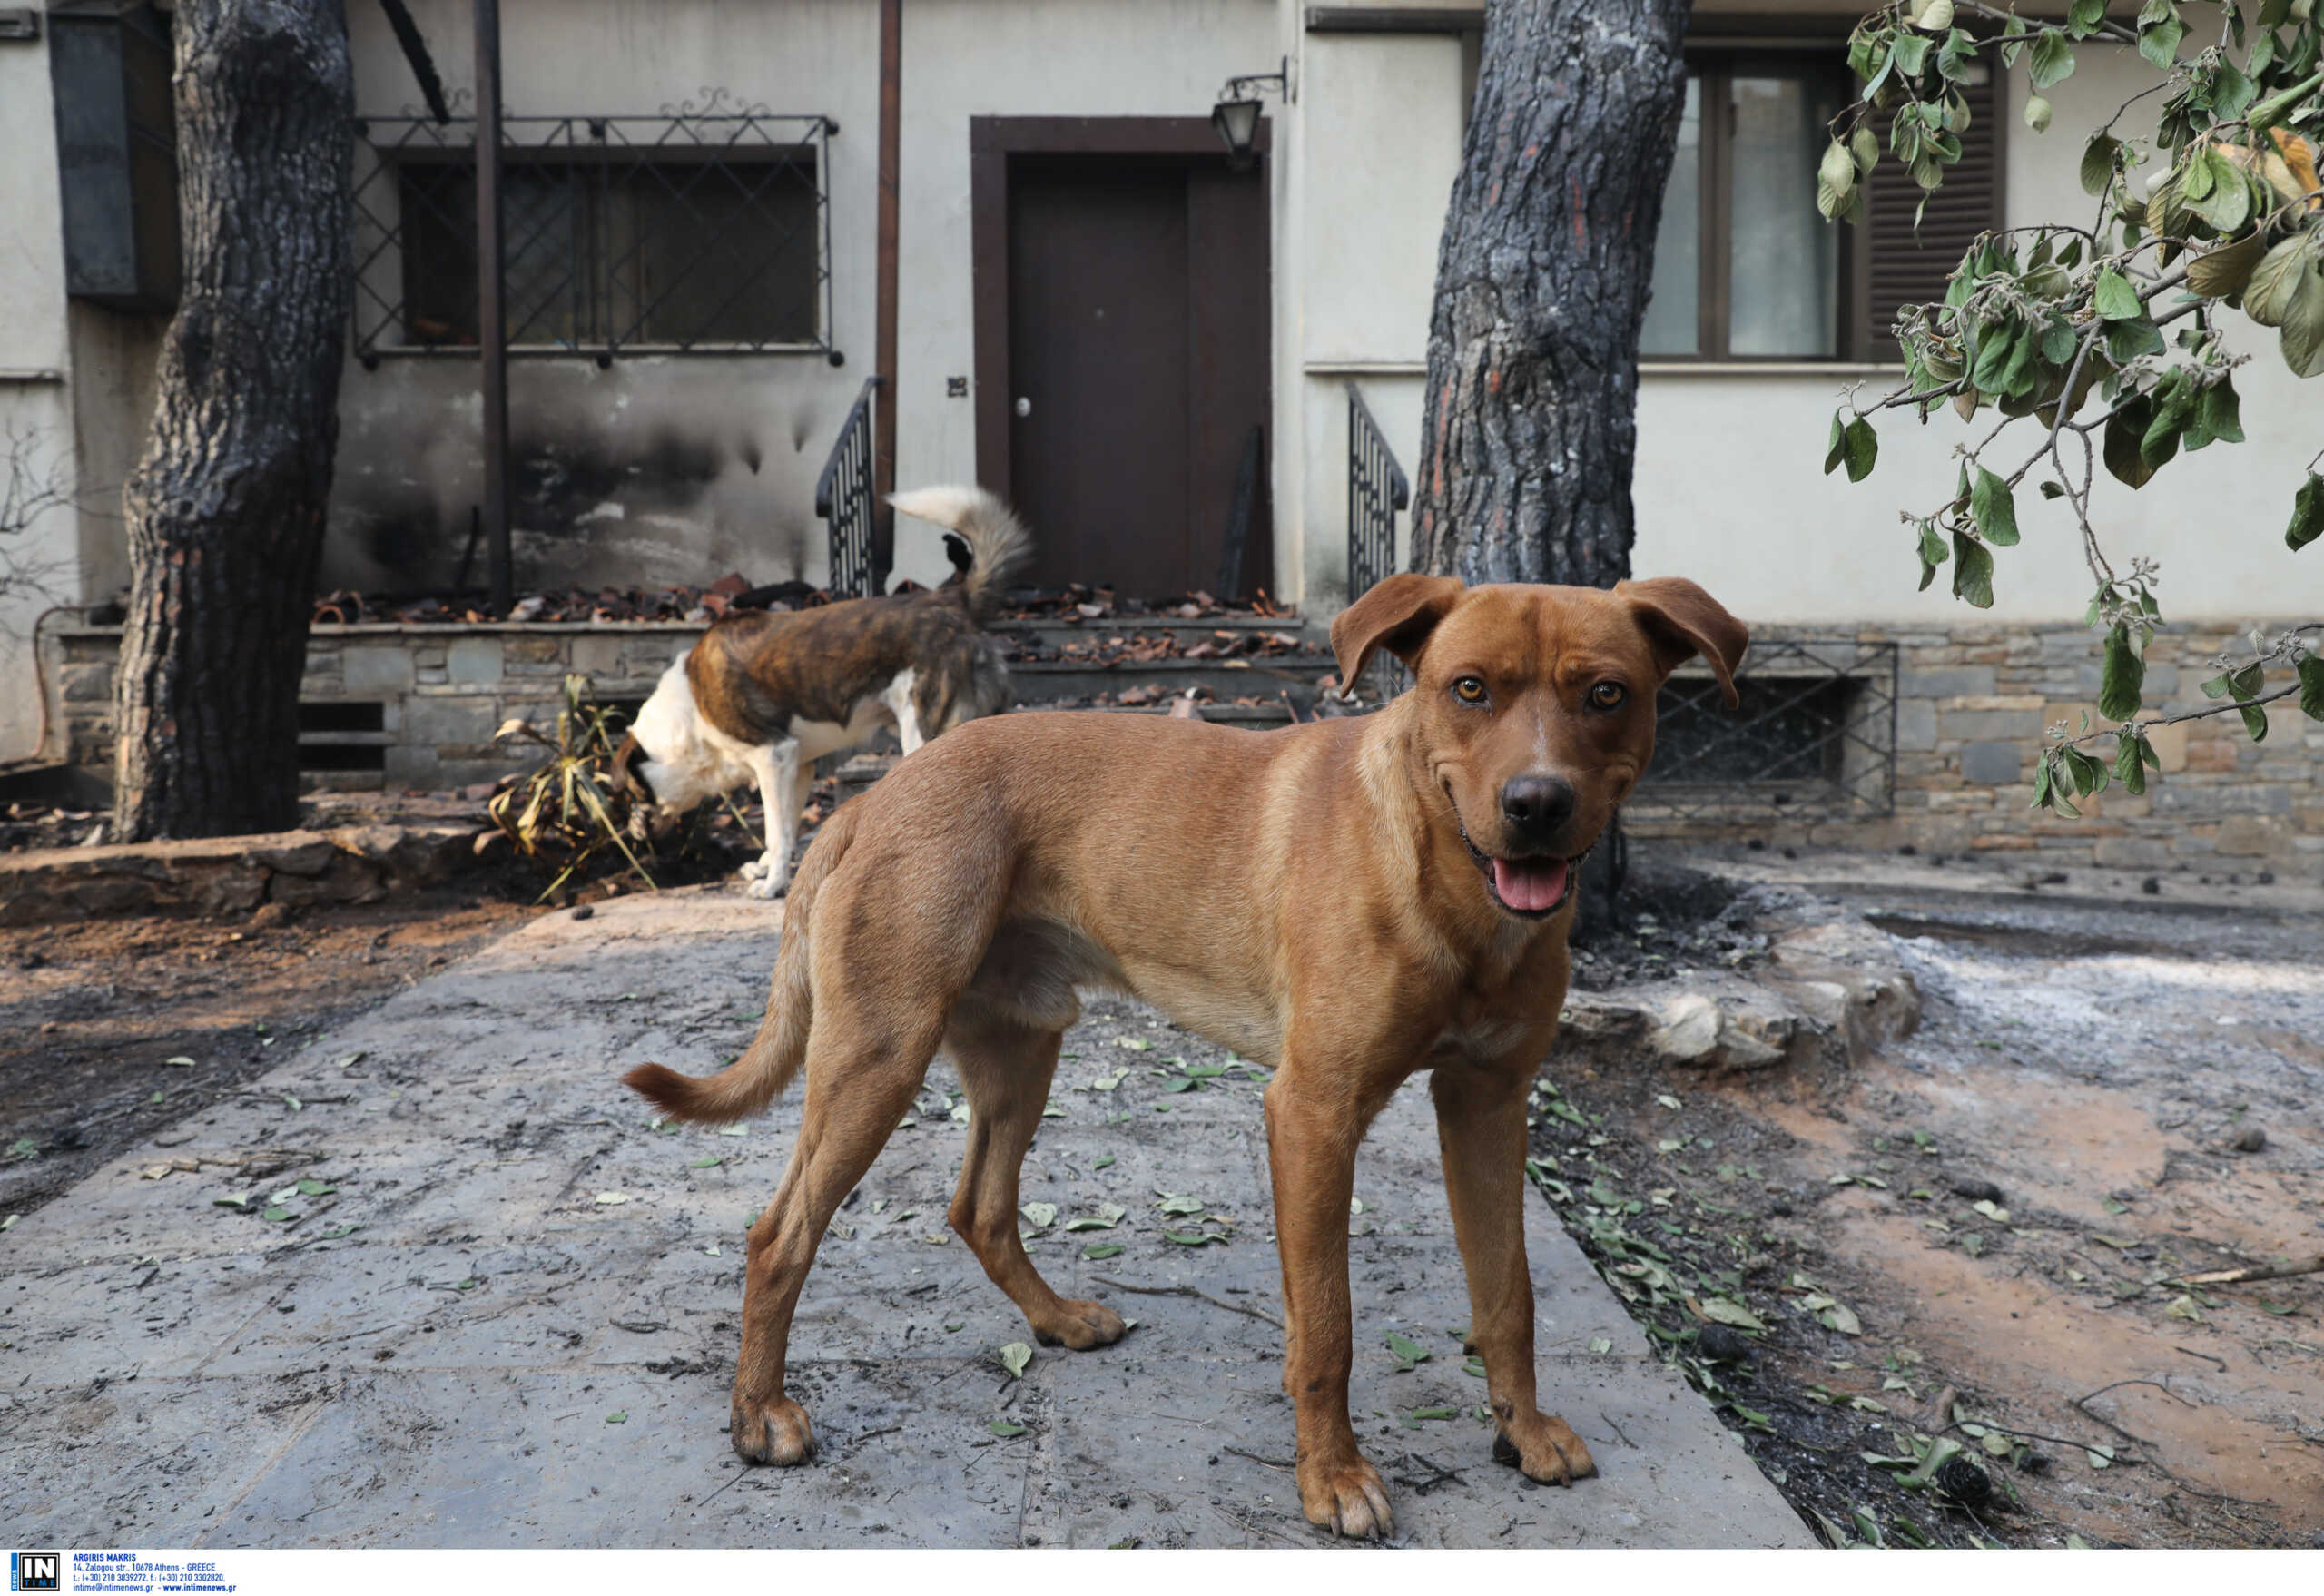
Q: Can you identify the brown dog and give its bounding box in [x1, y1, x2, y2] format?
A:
[624, 573, 1747, 1538]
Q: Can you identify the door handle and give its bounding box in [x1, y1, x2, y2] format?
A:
[1014, 396, 1032, 418]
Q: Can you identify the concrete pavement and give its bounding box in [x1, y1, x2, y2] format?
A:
[2, 888, 1811, 1548]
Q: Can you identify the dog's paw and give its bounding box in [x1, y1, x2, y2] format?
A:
[743, 872, 787, 901]
[1296, 1451, 1394, 1541]
[739, 857, 770, 881]
[732, 1394, 816, 1466]
[1031, 1297, 1128, 1351]
[1491, 1411, 1597, 1485]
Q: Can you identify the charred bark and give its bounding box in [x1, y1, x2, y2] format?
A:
[112, 1, 354, 840]
[1409, 0, 1694, 590]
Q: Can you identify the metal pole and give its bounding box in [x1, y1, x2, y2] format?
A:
[475, 0, 513, 613]
[872, 0, 901, 591]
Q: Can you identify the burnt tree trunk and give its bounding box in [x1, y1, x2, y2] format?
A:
[112, 1, 352, 841]
[1409, 0, 1693, 589]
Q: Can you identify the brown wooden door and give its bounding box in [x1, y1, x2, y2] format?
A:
[1003, 155, 1272, 599]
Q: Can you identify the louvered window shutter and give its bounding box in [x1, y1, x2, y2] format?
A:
[1863, 64, 2004, 359]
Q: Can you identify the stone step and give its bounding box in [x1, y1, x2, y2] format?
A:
[1005, 656, 1334, 702]
[991, 613, 1308, 646]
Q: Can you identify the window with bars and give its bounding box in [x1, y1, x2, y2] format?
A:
[1640, 44, 2003, 362]
[351, 109, 833, 357]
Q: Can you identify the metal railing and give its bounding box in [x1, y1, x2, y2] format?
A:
[350, 94, 836, 360]
[1632, 638, 1899, 818]
[1345, 381, 1411, 697]
[817, 377, 884, 598]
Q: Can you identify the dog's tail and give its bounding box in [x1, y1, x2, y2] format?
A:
[618, 805, 857, 1124]
[888, 484, 1034, 622]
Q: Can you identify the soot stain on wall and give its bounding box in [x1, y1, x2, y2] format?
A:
[323, 360, 832, 596]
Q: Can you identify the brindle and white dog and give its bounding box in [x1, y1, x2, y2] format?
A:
[615, 486, 1032, 898]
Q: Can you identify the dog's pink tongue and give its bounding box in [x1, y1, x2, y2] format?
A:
[1492, 856, 1570, 912]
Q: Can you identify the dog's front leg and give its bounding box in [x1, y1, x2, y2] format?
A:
[737, 739, 801, 900]
[1264, 1068, 1396, 1540]
[1429, 1059, 1597, 1486]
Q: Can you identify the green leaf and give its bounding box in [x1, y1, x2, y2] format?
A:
[2190, 159, 2250, 234]
[1972, 321, 2022, 391]
[2024, 94, 2052, 133]
[2141, 378, 2192, 468]
[1697, 1296, 1768, 1332]
[2039, 316, 2079, 365]
[2113, 729, 2150, 794]
[2100, 625, 2146, 721]
[2297, 654, 2324, 720]
[2105, 314, 2165, 364]
[1916, 520, 1948, 591]
[2245, 237, 2314, 328]
[2104, 399, 2158, 488]
[1384, 1330, 1433, 1367]
[1081, 1242, 1125, 1259]
[2138, 15, 2184, 70]
[2028, 29, 2075, 91]
[2290, 475, 2324, 551]
[2079, 133, 2120, 196]
[2281, 261, 2324, 379]
[1823, 410, 1846, 475]
[997, 1341, 1034, 1380]
[989, 1420, 1027, 1438]
[2197, 377, 2244, 446]
[2063, 745, 2110, 798]
[2093, 268, 2142, 321]
[1843, 418, 1878, 482]
[1971, 468, 2020, 546]
[2068, 0, 2109, 34]
[1952, 532, 1995, 608]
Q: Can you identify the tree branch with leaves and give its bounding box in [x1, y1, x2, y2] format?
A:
[1817, 0, 2323, 819]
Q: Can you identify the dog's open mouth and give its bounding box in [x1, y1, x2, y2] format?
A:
[1453, 810, 1591, 919]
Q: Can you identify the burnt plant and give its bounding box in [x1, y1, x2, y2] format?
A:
[487, 674, 659, 900]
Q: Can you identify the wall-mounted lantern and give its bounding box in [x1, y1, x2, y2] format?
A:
[1210, 57, 1289, 171]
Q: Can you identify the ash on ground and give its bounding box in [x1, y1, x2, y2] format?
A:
[1565, 855, 1777, 991]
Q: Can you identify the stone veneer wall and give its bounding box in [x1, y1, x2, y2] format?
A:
[41, 616, 2324, 875]
[51, 622, 704, 793]
[1628, 619, 2324, 877]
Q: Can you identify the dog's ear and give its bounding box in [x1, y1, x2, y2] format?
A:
[1617, 578, 1749, 708]
[610, 730, 645, 798]
[1331, 574, 1465, 686]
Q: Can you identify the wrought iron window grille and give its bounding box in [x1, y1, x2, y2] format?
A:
[350, 92, 836, 361]
[1632, 637, 1899, 818]
[1344, 380, 1411, 699]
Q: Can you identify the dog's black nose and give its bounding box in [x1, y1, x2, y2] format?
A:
[1500, 773, 1576, 841]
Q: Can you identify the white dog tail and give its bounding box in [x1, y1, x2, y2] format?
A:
[889, 484, 1034, 621]
[619, 803, 858, 1123]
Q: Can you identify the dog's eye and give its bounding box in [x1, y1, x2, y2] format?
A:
[1588, 682, 1628, 711]
[1452, 676, 1488, 705]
